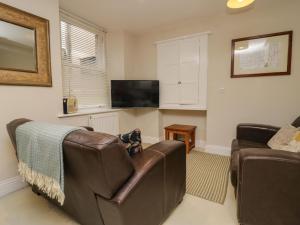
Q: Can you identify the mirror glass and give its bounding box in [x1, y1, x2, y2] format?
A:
[0, 20, 37, 72]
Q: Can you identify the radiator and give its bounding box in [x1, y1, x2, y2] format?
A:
[88, 112, 119, 135]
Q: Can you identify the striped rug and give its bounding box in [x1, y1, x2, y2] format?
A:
[186, 151, 230, 204]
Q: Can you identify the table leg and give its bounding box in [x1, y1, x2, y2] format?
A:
[184, 134, 190, 154]
[173, 133, 178, 140]
[191, 130, 195, 149]
[165, 130, 170, 140]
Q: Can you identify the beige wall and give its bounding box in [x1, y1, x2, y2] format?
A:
[106, 31, 126, 81]
[107, 30, 138, 80]
[131, 0, 300, 147]
[124, 32, 138, 79]
[135, 109, 161, 138]
[0, 0, 62, 181]
[106, 30, 137, 133]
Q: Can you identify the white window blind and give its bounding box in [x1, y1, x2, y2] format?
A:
[60, 11, 108, 107]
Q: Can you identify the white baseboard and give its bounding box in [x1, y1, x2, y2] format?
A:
[205, 145, 231, 156]
[142, 136, 230, 156]
[0, 176, 27, 198]
[143, 136, 206, 148]
[142, 136, 161, 144]
[195, 140, 206, 148]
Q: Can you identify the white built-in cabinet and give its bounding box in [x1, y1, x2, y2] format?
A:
[156, 33, 208, 110]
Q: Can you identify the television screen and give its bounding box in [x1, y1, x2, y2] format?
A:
[111, 80, 159, 108]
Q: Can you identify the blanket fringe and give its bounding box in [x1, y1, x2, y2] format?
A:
[18, 161, 65, 205]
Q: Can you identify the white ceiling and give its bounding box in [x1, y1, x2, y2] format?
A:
[58, 0, 279, 34]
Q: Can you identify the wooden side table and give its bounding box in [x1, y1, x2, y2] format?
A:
[164, 124, 197, 154]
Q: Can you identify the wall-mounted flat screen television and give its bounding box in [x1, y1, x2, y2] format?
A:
[111, 80, 159, 108]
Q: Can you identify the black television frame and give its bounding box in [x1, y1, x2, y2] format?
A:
[111, 80, 159, 108]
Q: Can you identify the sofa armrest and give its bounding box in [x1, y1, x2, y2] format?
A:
[146, 141, 186, 214]
[7, 118, 32, 153]
[97, 141, 185, 225]
[81, 126, 94, 131]
[97, 149, 165, 225]
[237, 148, 300, 225]
[236, 123, 280, 144]
[110, 141, 185, 205]
[110, 149, 164, 204]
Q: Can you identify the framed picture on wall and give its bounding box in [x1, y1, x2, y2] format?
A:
[231, 31, 293, 78]
[0, 2, 52, 86]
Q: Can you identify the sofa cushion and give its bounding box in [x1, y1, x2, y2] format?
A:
[231, 139, 269, 154]
[278, 131, 300, 153]
[231, 139, 269, 190]
[289, 131, 300, 151]
[267, 125, 298, 150]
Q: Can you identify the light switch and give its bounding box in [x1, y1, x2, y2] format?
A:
[219, 88, 225, 94]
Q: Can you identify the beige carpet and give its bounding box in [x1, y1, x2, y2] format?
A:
[0, 184, 238, 225]
[186, 151, 230, 204]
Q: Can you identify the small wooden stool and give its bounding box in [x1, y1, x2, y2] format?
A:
[164, 124, 197, 154]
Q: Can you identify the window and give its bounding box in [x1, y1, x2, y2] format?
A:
[60, 11, 108, 108]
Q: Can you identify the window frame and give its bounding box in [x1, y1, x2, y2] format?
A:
[59, 10, 107, 109]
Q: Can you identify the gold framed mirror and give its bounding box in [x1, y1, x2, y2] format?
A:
[0, 3, 52, 86]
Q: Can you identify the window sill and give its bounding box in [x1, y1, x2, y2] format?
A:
[159, 105, 207, 111]
[58, 108, 122, 118]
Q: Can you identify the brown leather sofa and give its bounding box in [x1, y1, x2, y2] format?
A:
[7, 118, 186, 225]
[230, 116, 300, 225]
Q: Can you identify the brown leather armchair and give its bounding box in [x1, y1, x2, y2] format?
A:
[7, 119, 186, 225]
[231, 116, 300, 225]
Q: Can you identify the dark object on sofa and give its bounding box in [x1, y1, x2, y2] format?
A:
[118, 128, 143, 156]
[7, 118, 186, 225]
[231, 116, 300, 225]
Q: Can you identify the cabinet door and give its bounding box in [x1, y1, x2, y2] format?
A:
[179, 37, 200, 105]
[160, 83, 179, 104]
[179, 83, 199, 104]
[159, 64, 179, 104]
[157, 41, 179, 66]
[157, 41, 180, 105]
[180, 37, 200, 64]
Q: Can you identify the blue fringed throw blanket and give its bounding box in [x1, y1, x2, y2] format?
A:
[16, 121, 82, 205]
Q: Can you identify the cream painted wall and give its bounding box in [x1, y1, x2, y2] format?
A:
[0, 0, 63, 181]
[134, 109, 161, 138]
[107, 30, 138, 80]
[106, 30, 137, 133]
[132, 0, 300, 147]
[106, 31, 126, 81]
[124, 32, 138, 79]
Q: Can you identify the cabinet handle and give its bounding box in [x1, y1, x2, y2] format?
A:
[178, 81, 182, 84]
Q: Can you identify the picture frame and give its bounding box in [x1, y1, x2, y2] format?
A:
[0, 2, 52, 86]
[231, 31, 293, 78]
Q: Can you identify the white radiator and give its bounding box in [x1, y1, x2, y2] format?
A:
[88, 112, 119, 135]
